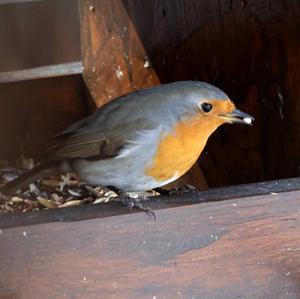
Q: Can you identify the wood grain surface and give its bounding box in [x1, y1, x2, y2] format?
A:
[0, 190, 299, 298]
[0, 62, 82, 83]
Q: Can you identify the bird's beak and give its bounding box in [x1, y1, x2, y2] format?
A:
[219, 109, 254, 125]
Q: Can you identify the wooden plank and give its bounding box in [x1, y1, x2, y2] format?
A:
[0, 62, 82, 83]
[0, 72, 86, 160]
[0, 0, 45, 4]
[1, 176, 300, 229]
[0, 190, 299, 298]
[80, 0, 160, 107]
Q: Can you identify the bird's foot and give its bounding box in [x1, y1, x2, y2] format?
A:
[108, 186, 156, 220]
[154, 184, 200, 197]
[180, 184, 200, 193]
[171, 184, 201, 196]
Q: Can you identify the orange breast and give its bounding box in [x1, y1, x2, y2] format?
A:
[145, 115, 223, 182]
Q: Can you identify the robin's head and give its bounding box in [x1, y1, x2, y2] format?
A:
[196, 97, 254, 126]
[172, 81, 254, 127]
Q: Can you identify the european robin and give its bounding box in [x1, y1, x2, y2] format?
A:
[1, 81, 253, 208]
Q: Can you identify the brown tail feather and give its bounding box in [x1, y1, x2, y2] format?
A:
[0, 161, 65, 196]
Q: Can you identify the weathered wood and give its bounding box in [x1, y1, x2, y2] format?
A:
[80, 0, 160, 107]
[0, 1, 46, 4]
[0, 69, 86, 160]
[0, 190, 299, 298]
[0, 62, 82, 83]
[80, 0, 300, 188]
[1, 176, 300, 229]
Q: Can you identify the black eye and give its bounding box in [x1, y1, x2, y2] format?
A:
[201, 102, 213, 113]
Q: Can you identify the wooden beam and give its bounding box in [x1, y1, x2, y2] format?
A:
[80, 0, 160, 107]
[0, 62, 82, 83]
[0, 190, 299, 298]
[0, 0, 45, 4]
[1, 176, 300, 229]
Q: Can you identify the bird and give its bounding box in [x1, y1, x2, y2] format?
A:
[0, 81, 253, 210]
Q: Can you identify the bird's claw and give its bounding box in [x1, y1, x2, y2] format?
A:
[122, 195, 156, 219]
[175, 184, 201, 196]
[108, 186, 156, 220]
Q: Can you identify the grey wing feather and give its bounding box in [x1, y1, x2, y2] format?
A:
[43, 84, 179, 161]
[45, 118, 155, 161]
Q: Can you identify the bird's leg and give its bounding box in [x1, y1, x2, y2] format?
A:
[107, 186, 156, 220]
[154, 185, 200, 196]
[175, 184, 201, 196]
[158, 184, 201, 196]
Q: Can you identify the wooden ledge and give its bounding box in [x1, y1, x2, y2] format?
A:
[0, 189, 299, 298]
[1, 177, 300, 229]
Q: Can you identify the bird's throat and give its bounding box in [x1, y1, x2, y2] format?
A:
[145, 115, 222, 182]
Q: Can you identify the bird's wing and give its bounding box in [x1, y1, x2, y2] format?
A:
[44, 117, 156, 161]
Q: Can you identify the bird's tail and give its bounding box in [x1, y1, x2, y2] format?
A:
[0, 160, 66, 196]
